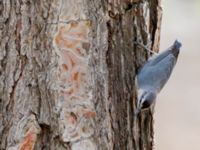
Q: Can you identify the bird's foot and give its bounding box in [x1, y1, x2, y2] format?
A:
[134, 39, 157, 54]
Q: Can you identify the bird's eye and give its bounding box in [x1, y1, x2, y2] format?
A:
[142, 100, 151, 109]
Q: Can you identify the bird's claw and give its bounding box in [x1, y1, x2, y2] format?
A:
[134, 39, 157, 55]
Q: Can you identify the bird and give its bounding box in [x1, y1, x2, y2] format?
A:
[135, 40, 182, 115]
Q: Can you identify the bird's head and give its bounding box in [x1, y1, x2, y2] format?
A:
[135, 90, 157, 115]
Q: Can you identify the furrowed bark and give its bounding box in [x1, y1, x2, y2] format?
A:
[0, 0, 162, 150]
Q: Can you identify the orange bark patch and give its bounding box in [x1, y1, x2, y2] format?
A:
[73, 72, 79, 81]
[53, 21, 97, 142]
[70, 21, 78, 28]
[82, 110, 96, 118]
[19, 131, 37, 150]
[54, 21, 91, 49]
[54, 21, 94, 129]
[75, 48, 82, 55]
[55, 31, 78, 49]
[62, 64, 68, 71]
[54, 30, 62, 46]
[63, 40, 76, 49]
[68, 112, 78, 124]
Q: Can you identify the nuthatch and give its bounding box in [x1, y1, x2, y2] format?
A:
[135, 40, 182, 115]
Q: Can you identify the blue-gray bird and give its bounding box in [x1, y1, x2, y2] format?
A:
[135, 40, 182, 115]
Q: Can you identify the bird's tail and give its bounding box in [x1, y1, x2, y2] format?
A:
[171, 40, 182, 58]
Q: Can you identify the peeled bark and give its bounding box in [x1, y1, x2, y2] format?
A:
[0, 0, 162, 150]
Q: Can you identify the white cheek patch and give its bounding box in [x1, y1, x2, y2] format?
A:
[137, 89, 147, 108]
[138, 89, 144, 99]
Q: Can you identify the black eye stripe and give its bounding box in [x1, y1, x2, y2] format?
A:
[142, 100, 151, 109]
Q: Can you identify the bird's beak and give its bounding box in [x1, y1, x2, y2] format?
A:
[134, 108, 140, 116]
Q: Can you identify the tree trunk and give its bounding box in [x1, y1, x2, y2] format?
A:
[0, 0, 162, 150]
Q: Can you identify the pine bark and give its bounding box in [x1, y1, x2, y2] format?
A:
[0, 0, 162, 150]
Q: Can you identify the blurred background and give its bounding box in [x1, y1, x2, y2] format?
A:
[155, 0, 200, 150]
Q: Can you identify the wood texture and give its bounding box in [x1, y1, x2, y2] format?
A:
[0, 0, 162, 150]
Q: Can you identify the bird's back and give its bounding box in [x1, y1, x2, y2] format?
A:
[143, 40, 181, 67]
[137, 40, 182, 93]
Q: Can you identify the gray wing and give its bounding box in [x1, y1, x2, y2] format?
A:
[137, 54, 177, 92]
[145, 41, 180, 68]
[145, 48, 172, 67]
